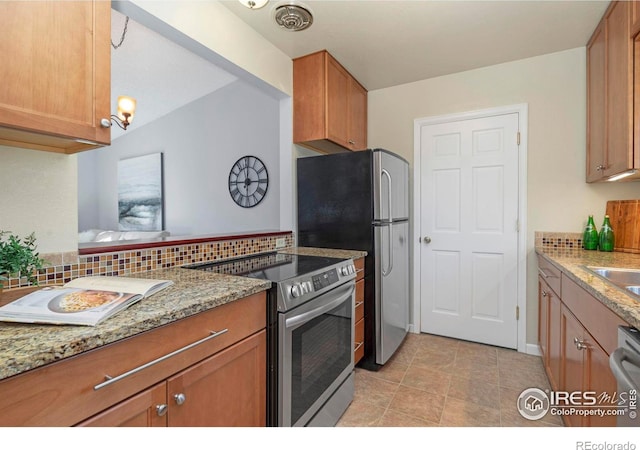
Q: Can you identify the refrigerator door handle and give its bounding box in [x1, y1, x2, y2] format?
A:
[381, 223, 394, 276]
[381, 169, 394, 276]
[381, 169, 392, 222]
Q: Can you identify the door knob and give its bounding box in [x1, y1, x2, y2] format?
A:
[423, 236, 431, 244]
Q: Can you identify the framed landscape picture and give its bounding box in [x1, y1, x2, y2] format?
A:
[118, 153, 164, 231]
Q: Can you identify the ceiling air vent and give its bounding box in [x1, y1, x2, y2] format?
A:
[274, 3, 313, 32]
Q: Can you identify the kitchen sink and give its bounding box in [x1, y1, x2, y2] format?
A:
[584, 266, 640, 301]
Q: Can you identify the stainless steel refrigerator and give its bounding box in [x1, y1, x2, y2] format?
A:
[297, 148, 409, 369]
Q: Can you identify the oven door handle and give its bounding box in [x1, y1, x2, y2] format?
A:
[285, 284, 355, 329]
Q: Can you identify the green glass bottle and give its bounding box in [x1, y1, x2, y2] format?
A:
[583, 215, 599, 250]
[598, 215, 615, 252]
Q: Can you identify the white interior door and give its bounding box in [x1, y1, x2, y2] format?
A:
[419, 112, 520, 349]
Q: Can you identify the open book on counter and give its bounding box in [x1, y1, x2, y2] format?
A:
[0, 276, 173, 326]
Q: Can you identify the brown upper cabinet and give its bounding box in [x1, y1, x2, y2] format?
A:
[0, 1, 111, 154]
[586, 1, 637, 182]
[293, 50, 367, 154]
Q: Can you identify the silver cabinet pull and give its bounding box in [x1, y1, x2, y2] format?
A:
[174, 393, 186, 406]
[94, 329, 229, 390]
[574, 337, 588, 351]
[541, 290, 548, 297]
[156, 404, 168, 417]
[538, 268, 558, 279]
[348, 139, 355, 145]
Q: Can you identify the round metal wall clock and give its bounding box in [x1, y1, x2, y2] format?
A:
[228, 155, 269, 208]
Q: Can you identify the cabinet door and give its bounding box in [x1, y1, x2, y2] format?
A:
[326, 55, 350, 148]
[584, 334, 618, 427]
[560, 305, 586, 427]
[0, 0, 111, 153]
[167, 330, 266, 427]
[587, 20, 606, 182]
[348, 78, 367, 151]
[547, 290, 562, 391]
[633, 0, 640, 36]
[77, 382, 167, 427]
[604, 0, 633, 178]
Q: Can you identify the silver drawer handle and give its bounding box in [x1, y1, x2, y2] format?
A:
[538, 268, 558, 279]
[94, 329, 228, 390]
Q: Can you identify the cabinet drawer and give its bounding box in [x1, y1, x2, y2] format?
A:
[0, 292, 266, 426]
[354, 257, 365, 281]
[537, 254, 562, 297]
[354, 317, 364, 364]
[561, 274, 628, 355]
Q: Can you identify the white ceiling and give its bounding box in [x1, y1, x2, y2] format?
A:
[109, 1, 609, 138]
[219, 0, 610, 91]
[110, 10, 237, 139]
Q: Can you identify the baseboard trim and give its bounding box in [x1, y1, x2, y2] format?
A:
[525, 343, 542, 356]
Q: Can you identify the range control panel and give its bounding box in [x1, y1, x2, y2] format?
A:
[312, 269, 339, 291]
[278, 261, 357, 312]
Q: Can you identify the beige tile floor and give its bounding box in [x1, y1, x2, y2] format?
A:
[337, 332, 564, 427]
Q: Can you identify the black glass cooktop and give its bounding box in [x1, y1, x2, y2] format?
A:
[183, 252, 347, 283]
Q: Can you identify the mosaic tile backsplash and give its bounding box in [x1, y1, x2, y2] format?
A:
[535, 231, 583, 250]
[2, 232, 294, 289]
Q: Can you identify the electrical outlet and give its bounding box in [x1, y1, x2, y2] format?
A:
[275, 237, 286, 249]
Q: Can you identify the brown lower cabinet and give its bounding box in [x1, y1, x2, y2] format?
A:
[537, 255, 628, 427]
[538, 276, 561, 390]
[78, 330, 266, 427]
[0, 292, 266, 427]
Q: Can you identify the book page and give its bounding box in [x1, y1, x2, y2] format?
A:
[0, 287, 141, 326]
[64, 276, 172, 297]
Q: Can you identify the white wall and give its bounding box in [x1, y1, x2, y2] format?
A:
[0, 147, 79, 254]
[368, 47, 640, 345]
[78, 80, 281, 236]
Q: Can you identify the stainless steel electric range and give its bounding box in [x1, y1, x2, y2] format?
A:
[184, 251, 357, 427]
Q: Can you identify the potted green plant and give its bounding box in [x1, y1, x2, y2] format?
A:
[0, 231, 47, 291]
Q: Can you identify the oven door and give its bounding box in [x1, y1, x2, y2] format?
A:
[278, 281, 355, 427]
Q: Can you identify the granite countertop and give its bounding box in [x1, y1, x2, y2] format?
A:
[279, 247, 367, 259]
[0, 246, 365, 382]
[536, 247, 640, 329]
[0, 267, 271, 381]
